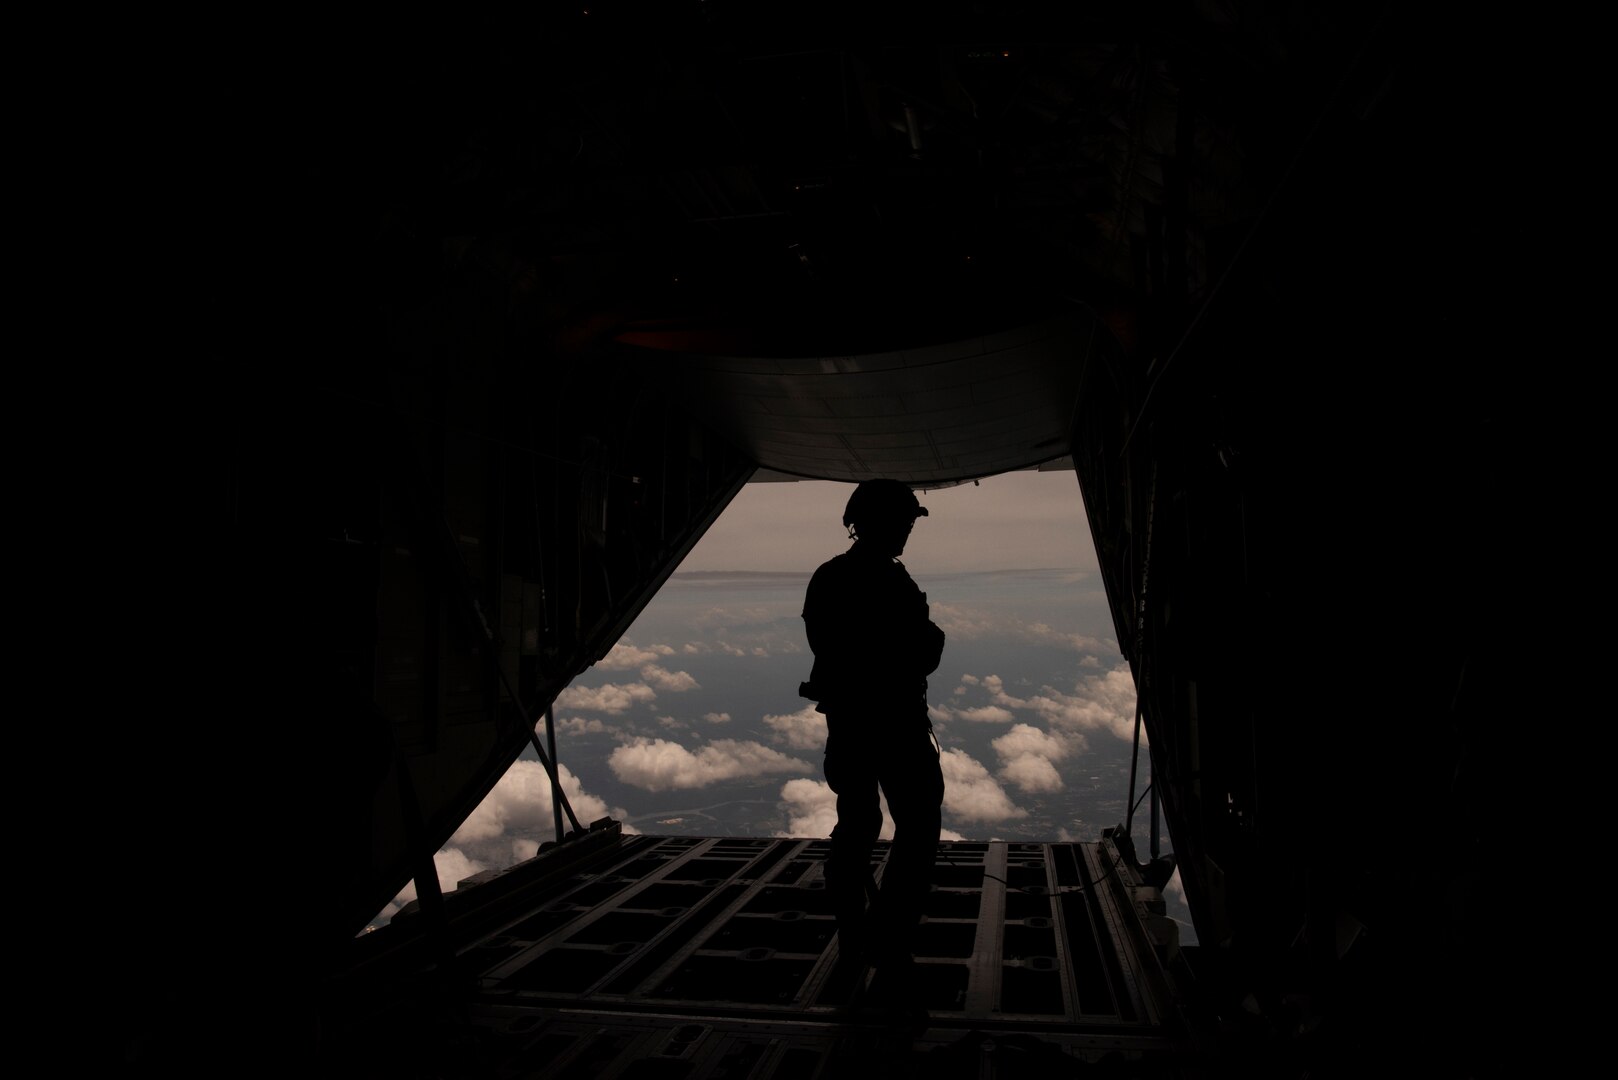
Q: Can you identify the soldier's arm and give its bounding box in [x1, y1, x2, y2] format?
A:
[908, 581, 945, 676]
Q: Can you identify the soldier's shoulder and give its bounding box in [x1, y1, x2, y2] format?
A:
[809, 550, 858, 584]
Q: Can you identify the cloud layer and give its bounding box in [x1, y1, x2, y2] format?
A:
[595, 640, 677, 670]
[928, 603, 1112, 657]
[378, 759, 628, 923]
[774, 778, 965, 842]
[555, 681, 657, 714]
[554, 650, 702, 716]
[940, 749, 1027, 823]
[453, 760, 621, 854]
[762, 705, 828, 750]
[609, 738, 812, 792]
[991, 670, 1139, 744]
[991, 723, 1086, 793]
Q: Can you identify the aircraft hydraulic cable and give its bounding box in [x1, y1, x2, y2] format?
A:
[1125, 461, 1157, 845]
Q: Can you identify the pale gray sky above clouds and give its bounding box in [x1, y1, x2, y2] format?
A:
[677, 468, 1099, 575]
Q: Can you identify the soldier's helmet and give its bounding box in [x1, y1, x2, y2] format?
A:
[842, 479, 929, 530]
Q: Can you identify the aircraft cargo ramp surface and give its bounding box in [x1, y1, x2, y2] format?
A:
[323, 826, 1208, 1078]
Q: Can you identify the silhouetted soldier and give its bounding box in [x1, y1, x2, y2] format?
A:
[800, 479, 945, 1003]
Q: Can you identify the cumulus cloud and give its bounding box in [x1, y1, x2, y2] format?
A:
[950, 705, 1017, 724]
[955, 668, 1140, 743]
[1010, 669, 1139, 743]
[609, 738, 812, 792]
[667, 604, 808, 657]
[596, 640, 677, 670]
[992, 722, 1074, 762]
[703, 712, 731, 724]
[1166, 867, 1187, 908]
[555, 716, 606, 735]
[998, 754, 1063, 792]
[453, 760, 619, 853]
[773, 778, 965, 842]
[381, 847, 488, 920]
[928, 603, 1004, 643]
[554, 681, 657, 714]
[710, 640, 795, 658]
[1024, 621, 1112, 654]
[640, 665, 699, 692]
[375, 757, 634, 925]
[991, 723, 1086, 793]
[690, 604, 777, 630]
[762, 705, 828, 751]
[775, 778, 866, 839]
[928, 604, 1112, 654]
[940, 749, 1027, 823]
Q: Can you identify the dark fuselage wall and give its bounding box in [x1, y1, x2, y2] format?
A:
[1066, 46, 1556, 1076]
[296, 345, 754, 941]
[120, 255, 753, 1064]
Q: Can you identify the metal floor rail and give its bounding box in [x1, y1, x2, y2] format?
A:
[325, 832, 1205, 1077]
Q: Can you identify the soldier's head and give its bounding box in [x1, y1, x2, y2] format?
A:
[843, 479, 928, 557]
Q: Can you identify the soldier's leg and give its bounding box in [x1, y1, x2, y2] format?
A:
[823, 748, 881, 965]
[870, 733, 944, 970]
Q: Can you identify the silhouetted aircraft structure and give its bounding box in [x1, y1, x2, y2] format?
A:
[129, 7, 1558, 1075]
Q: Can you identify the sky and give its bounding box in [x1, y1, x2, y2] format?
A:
[377, 468, 1192, 937]
[678, 468, 1102, 575]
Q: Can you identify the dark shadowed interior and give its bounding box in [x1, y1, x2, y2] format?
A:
[125, 7, 1565, 1075]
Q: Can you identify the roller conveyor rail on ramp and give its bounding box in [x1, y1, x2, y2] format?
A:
[324, 828, 1214, 1077]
